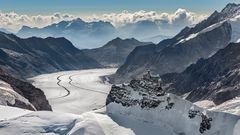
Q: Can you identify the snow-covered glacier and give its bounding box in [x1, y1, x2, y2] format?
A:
[106, 72, 240, 135]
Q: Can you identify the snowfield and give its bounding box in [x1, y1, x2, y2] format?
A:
[0, 105, 32, 120]
[29, 68, 117, 114]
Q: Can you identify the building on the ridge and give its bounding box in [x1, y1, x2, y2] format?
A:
[142, 70, 162, 87]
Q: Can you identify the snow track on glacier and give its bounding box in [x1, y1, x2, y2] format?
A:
[55, 74, 71, 99]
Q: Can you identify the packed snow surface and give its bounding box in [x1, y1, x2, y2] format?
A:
[0, 105, 32, 120]
[0, 105, 134, 135]
[29, 68, 117, 114]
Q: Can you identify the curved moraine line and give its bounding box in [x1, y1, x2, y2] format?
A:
[68, 74, 109, 95]
[49, 74, 71, 100]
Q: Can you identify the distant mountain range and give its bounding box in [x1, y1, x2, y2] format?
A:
[17, 19, 170, 49]
[0, 28, 11, 34]
[113, 3, 240, 83]
[0, 32, 101, 78]
[17, 18, 117, 49]
[82, 37, 151, 67]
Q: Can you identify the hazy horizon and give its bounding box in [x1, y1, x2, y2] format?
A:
[0, 0, 239, 32]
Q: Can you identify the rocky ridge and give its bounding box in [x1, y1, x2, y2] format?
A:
[106, 71, 240, 135]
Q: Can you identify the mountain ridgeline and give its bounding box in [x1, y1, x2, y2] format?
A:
[82, 37, 152, 67]
[113, 3, 240, 83]
[17, 19, 117, 49]
[17, 18, 171, 49]
[0, 32, 101, 78]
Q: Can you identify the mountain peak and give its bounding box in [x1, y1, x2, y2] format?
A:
[20, 25, 34, 30]
[221, 3, 240, 15]
[73, 18, 85, 23]
[108, 37, 141, 45]
[112, 37, 123, 42]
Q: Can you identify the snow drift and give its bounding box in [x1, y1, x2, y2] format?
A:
[0, 105, 134, 135]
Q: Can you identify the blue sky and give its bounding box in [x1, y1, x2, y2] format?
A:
[0, 0, 240, 15]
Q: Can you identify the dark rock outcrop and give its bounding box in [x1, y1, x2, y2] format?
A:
[107, 71, 167, 108]
[0, 69, 52, 111]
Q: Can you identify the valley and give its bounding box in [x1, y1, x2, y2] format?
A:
[29, 68, 117, 114]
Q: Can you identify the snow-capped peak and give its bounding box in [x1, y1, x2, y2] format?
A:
[221, 3, 240, 15]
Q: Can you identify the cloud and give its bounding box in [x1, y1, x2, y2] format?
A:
[0, 9, 207, 34]
[87, 9, 207, 28]
[0, 12, 75, 32]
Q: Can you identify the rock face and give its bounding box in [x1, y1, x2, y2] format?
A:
[0, 69, 52, 111]
[107, 71, 165, 108]
[113, 4, 240, 83]
[83, 38, 151, 67]
[0, 32, 101, 78]
[162, 42, 240, 105]
[106, 71, 240, 135]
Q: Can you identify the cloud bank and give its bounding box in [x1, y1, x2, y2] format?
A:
[89, 9, 206, 28]
[0, 9, 207, 34]
[0, 12, 75, 32]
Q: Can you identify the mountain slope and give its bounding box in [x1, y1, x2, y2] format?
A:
[82, 38, 151, 67]
[0, 32, 101, 78]
[106, 72, 240, 135]
[114, 3, 240, 83]
[114, 21, 231, 83]
[162, 42, 240, 107]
